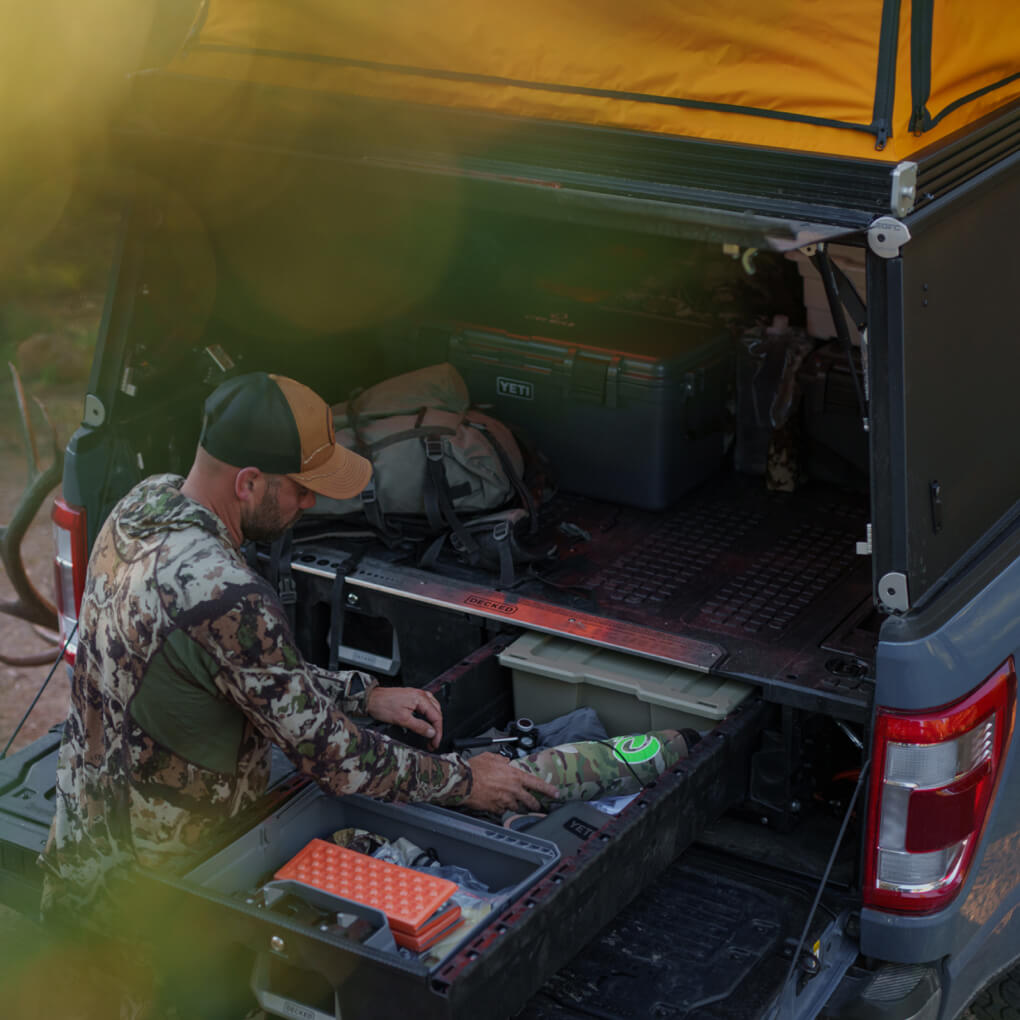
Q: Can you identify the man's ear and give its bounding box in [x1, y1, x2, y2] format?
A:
[234, 466, 263, 503]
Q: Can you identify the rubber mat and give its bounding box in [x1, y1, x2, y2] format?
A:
[594, 503, 766, 607]
[518, 859, 819, 1020]
[693, 520, 861, 637]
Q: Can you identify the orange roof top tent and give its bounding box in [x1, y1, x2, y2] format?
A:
[152, 0, 1020, 161]
[113, 0, 1020, 245]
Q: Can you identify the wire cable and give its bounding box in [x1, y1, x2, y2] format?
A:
[1, 623, 76, 759]
[776, 756, 871, 1017]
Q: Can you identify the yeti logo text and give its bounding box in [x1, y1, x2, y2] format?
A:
[497, 377, 534, 400]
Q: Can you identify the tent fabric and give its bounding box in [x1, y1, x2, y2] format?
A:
[163, 0, 1020, 162]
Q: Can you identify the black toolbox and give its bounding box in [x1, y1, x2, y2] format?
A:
[445, 306, 733, 509]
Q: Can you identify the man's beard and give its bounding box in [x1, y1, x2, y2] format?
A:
[241, 477, 301, 544]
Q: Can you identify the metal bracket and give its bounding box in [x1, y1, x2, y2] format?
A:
[83, 393, 106, 427]
[868, 217, 911, 258]
[890, 161, 918, 217]
[856, 523, 873, 556]
[878, 571, 910, 613]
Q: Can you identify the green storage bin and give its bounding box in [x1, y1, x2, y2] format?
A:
[499, 632, 751, 735]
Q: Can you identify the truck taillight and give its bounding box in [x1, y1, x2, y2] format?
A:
[52, 498, 87, 666]
[864, 658, 1016, 914]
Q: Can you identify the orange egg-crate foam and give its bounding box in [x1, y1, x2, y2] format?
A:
[393, 913, 465, 953]
[275, 839, 460, 936]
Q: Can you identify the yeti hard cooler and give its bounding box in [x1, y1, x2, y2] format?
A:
[447, 307, 733, 509]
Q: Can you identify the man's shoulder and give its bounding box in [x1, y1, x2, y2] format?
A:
[159, 526, 269, 612]
[109, 474, 235, 550]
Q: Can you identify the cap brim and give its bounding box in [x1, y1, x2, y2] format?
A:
[288, 445, 373, 501]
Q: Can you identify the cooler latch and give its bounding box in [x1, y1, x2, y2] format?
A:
[568, 351, 621, 407]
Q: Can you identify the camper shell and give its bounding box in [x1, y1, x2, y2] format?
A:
[2, 3, 1020, 1018]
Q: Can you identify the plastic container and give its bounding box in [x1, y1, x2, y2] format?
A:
[499, 632, 752, 734]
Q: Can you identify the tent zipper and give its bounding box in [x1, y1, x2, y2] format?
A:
[870, 0, 902, 150]
[909, 0, 935, 133]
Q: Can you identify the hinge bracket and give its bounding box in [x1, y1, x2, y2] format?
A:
[868, 217, 911, 259]
[878, 571, 910, 614]
[83, 393, 106, 427]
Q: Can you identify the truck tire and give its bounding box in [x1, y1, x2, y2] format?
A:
[967, 972, 1020, 1019]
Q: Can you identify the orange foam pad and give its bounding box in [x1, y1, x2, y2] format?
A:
[393, 915, 466, 953]
[275, 839, 459, 935]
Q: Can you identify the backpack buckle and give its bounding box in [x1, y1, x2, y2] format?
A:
[278, 575, 297, 605]
[424, 436, 444, 461]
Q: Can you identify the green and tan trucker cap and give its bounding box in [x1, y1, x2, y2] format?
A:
[199, 372, 372, 500]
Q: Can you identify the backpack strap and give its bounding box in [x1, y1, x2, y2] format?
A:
[419, 515, 516, 587]
[360, 482, 395, 541]
[423, 433, 482, 560]
[490, 515, 516, 588]
[469, 419, 539, 535]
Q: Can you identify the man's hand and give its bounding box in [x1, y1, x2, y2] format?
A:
[365, 687, 444, 751]
[462, 752, 559, 814]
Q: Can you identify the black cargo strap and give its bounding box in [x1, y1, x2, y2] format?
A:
[268, 531, 297, 632]
[327, 550, 366, 672]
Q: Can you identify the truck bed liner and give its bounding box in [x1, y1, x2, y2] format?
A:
[519, 848, 843, 1020]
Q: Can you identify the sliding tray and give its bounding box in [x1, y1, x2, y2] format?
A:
[143, 695, 763, 1020]
[183, 785, 560, 1017]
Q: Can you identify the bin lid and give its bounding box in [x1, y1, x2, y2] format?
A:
[500, 632, 752, 722]
[455, 306, 730, 385]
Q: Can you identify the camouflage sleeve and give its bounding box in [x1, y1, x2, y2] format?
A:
[306, 663, 378, 716]
[186, 586, 472, 805]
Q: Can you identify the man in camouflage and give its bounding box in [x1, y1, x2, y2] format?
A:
[39, 372, 553, 1015]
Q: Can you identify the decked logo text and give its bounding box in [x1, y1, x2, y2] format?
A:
[464, 594, 519, 615]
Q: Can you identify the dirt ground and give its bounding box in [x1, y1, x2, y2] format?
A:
[0, 377, 95, 1005]
[0, 382, 89, 756]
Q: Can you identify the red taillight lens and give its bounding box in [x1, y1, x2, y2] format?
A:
[51, 497, 87, 665]
[864, 658, 1016, 914]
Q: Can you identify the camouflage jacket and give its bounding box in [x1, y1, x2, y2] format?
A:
[40, 475, 471, 917]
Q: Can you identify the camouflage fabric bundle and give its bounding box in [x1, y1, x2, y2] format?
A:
[510, 729, 691, 810]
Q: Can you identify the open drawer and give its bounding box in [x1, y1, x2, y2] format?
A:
[147, 670, 764, 1020]
[185, 787, 561, 1019]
